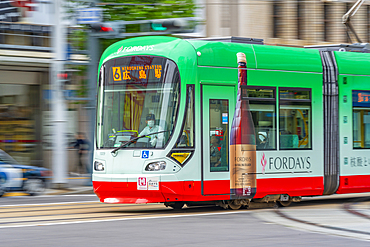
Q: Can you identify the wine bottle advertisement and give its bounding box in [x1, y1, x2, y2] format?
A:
[230, 52, 257, 199]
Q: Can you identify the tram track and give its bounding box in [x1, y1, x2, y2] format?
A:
[3, 194, 370, 237]
[343, 197, 370, 220]
[267, 196, 370, 240]
[0, 201, 159, 227]
[0, 202, 123, 215]
[0, 201, 225, 228]
[0, 212, 169, 227]
[275, 207, 370, 237]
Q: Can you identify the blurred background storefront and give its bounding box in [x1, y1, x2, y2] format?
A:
[0, 66, 45, 166]
[0, 1, 88, 171]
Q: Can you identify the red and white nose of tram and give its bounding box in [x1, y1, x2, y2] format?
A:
[92, 55, 188, 204]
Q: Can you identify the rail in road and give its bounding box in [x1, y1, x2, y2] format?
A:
[254, 195, 370, 241]
[0, 202, 167, 228]
[0, 200, 245, 229]
[1, 194, 370, 242]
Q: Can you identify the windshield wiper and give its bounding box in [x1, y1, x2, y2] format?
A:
[111, 130, 170, 155]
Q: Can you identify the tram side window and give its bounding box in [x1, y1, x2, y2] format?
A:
[209, 99, 229, 172]
[353, 90, 370, 149]
[279, 88, 312, 149]
[247, 87, 277, 150]
[176, 85, 195, 148]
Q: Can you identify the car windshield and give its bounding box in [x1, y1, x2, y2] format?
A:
[96, 56, 180, 149]
[0, 149, 18, 165]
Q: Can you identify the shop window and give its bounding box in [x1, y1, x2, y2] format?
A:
[247, 87, 276, 150]
[353, 90, 370, 149]
[323, 3, 331, 42]
[0, 84, 40, 164]
[368, 5, 370, 43]
[297, 0, 304, 40]
[279, 88, 311, 149]
[272, 0, 283, 38]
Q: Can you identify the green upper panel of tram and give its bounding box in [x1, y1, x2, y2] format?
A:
[99, 36, 197, 69]
[335, 51, 370, 75]
[100, 37, 324, 74]
[100, 36, 370, 76]
[187, 40, 323, 73]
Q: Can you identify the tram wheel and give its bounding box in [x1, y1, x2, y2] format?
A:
[277, 199, 292, 207]
[169, 202, 185, 210]
[228, 200, 242, 210]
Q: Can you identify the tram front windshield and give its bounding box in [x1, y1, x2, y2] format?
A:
[96, 56, 180, 149]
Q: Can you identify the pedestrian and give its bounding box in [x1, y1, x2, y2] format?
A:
[73, 132, 90, 175]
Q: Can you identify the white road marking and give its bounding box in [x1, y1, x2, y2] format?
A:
[0, 200, 99, 208]
[0, 210, 252, 229]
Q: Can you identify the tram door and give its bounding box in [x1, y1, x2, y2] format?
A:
[202, 85, 235, 195]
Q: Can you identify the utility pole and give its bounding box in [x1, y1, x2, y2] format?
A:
[85, 0, 100, 183]
[51, 0, 67, 188]
[87, 29, 99, 180]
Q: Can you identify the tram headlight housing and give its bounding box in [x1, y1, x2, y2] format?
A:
[145, 161, 166, 171]
[94, 160, 105, 171]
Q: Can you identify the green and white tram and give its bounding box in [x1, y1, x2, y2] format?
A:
[93, 36, 370, 209]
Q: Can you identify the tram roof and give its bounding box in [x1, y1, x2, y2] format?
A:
[99, 36, 370, 76]
[187, 39, 323, 73]
[334, 52, 370, 76]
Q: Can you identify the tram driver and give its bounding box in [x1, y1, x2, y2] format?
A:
[139, 114, 164, 147]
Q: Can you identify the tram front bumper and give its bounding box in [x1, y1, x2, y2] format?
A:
[93, 174, 182, 204]
[93, 180, 166, 203]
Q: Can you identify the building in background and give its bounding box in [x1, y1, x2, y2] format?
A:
[1, 0, 369, 169]
[0, 1, 87, 170]
[203, 0, 370, 46]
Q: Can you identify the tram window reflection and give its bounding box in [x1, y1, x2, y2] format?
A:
[353, 110, 370, 148]
[279, 88, 312, 150]
[247, 87, 277, 150]
[209, 99, 229, 172]
[176, 85, 194, 148]
[249, 103, 276, 150]
[353, 90, 370, 149]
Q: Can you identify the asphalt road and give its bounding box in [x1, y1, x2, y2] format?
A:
[0, 194, 370, 246]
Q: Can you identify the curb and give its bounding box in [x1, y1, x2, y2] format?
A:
[45, 187, 94, 195]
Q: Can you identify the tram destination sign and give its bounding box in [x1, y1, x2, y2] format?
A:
[353, 90, 370, 107]
[110, 65, 162, 84]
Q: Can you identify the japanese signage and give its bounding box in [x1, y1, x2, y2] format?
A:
[344, 157, 370, 167]
[137, 177, 159, 190]
[111, 64, 162, 83]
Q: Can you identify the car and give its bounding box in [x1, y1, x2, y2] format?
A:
[0, 165, 23, 197]
[0, 149, 52, 197]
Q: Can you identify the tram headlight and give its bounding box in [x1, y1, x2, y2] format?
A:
[94, 160, 105, 171]
[145, 161, 166, 171]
